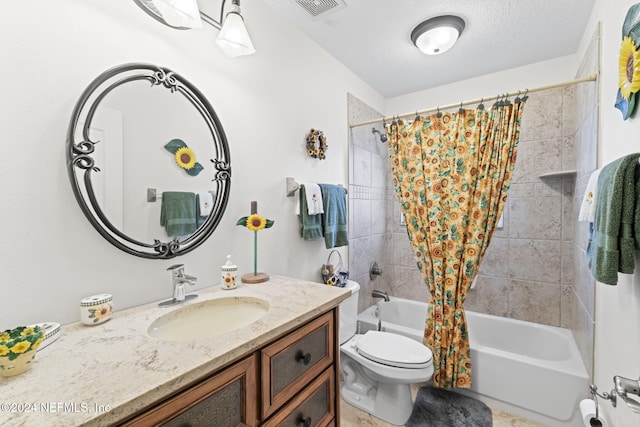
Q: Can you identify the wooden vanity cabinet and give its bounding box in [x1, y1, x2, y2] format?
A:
[119, 308, 340, 427]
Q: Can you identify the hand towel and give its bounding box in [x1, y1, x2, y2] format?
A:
[319, 183, 348, 249]
[160, 192, 197, 237]
[299, 185, 323, 241]
[195, 192, 213, 228]
[578, 169, 601, 222]
[302, 182, 324, 215]
[589, 153, 640, 285]
[197, 191, 214, 216]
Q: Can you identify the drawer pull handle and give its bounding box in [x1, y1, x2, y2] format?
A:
[298, 415, 312, 427]
[295, 351, 312, 365]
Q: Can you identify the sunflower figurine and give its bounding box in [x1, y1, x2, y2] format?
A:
[237, 201, 274, 283]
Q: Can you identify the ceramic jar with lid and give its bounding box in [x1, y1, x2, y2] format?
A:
[80, 294, 113, 325]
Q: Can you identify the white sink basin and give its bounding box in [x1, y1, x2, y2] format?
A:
[148, 296, 269, 342]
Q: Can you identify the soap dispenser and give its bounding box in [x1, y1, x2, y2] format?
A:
[221, 255, 238, 290]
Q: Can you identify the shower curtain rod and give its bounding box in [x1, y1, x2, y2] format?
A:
[349, 73, 598, 128]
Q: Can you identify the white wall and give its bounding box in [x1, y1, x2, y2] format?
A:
[0, 1, 384, 328]
[384, 55, 579, 116]
[581, 1, 640, 426]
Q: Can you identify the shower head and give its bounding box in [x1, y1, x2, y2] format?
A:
[372, 127, 388, 143]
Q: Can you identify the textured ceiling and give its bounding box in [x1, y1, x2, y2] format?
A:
[261, 0, 596, 98]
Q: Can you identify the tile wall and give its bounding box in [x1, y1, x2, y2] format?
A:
[347, 94, 393, 313]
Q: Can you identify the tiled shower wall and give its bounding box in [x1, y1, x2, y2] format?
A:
[463, 86, 578, 325]
[347, 28, 598, 372]
[347, 94, 393, 313]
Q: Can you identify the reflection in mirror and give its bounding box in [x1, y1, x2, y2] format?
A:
[67, 63, 231, 259]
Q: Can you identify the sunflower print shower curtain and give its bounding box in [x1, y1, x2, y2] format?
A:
[386, 102, 525, 388]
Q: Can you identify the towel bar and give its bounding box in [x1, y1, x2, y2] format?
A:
[147, 188, 215, 203]
[285, 177, 347, 197]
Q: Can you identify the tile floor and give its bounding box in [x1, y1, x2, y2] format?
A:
[341, 402, 548, 426]
[339, 383, 548, 427]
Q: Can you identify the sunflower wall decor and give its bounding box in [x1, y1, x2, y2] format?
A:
[236, 201, 274, 284]
[615, 3, 640, 120]
[306, 128, 328, 159]
[164, 139, 204, 176]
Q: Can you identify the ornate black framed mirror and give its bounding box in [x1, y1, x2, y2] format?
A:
[67, 63, 231, 259]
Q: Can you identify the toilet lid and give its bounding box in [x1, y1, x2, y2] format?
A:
[356, 331, 433, 369]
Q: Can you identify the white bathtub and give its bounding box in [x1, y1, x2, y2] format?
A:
[357, 297, 589, 427]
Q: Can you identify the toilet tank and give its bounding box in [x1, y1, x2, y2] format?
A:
[339, 280, 360, 344]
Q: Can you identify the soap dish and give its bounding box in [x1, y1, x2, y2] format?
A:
[30, 322, 61, 351]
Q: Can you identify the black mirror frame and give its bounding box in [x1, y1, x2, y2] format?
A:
[67, 63, 231, 259]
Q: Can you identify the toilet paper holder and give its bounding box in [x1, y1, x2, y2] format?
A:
[590, 374, 640, 415]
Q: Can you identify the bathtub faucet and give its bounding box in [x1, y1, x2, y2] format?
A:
[372, 290, 389, 302]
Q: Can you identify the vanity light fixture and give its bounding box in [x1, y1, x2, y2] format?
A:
[211, 0, 255, 57]
[134, 0, 255, 57]
[136, 0, 203, 28]
[411, 15, 465, 55]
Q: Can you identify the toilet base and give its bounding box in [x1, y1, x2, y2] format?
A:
[341, 380, 414, 426]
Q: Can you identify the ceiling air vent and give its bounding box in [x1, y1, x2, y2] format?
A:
[294, 0, 346, 18]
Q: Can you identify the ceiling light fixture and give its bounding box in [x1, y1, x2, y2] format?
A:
[134, 0, 255, 57]
[411, 15, 465, 55]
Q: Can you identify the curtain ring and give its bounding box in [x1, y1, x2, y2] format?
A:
[514, 90, 522, 104]
[522, 88, 529, 102]
[436, 106, 442, 118]
[415, 111, 420, 121]
[459, 101, 464, 114]
[478, 97, 485, 111]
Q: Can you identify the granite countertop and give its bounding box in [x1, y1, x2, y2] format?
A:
[0, 275, 350, 427]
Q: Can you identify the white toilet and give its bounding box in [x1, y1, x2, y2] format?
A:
[339, 280, 434, 425]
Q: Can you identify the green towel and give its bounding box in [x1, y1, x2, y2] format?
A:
[160, 192, 197, 237]
[299, 185, 323, 240]
[589, 153, 640, 285]
[319, 183, 348, 249]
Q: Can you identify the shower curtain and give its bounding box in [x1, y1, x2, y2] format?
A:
[386, 101, 525, 388]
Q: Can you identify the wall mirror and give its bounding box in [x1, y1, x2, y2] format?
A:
[67, 63, 231, 259]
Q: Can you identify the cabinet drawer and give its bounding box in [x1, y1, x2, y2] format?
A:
[122, 354, 258, 427]
[261, 311, 335, 418]
[262, 368, 335, 427]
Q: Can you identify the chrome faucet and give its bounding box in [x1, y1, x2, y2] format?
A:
[159, 264, 198, 307]
[372, 289, 389, 302]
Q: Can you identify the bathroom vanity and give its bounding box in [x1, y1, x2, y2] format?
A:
[0, 276, 349, 427]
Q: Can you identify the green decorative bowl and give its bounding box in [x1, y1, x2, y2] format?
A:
[0, 326, 44, 377]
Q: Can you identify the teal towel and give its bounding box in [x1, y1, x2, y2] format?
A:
[589, 153, 640, 285]
[196, 193, 206, 228]
[299, 185, 323, 240]
[319, 183, 348, 249]
[160, 192, 197, 237]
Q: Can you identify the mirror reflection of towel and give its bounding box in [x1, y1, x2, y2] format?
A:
[197, 192, 214, 216]
[160, 192, 197, 237]
[196, 192, 214, 228]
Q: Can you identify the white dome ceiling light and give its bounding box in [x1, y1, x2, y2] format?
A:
[411, 15, 465, 55]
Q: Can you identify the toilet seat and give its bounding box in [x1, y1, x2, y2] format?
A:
[356, 331, 432, 369]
